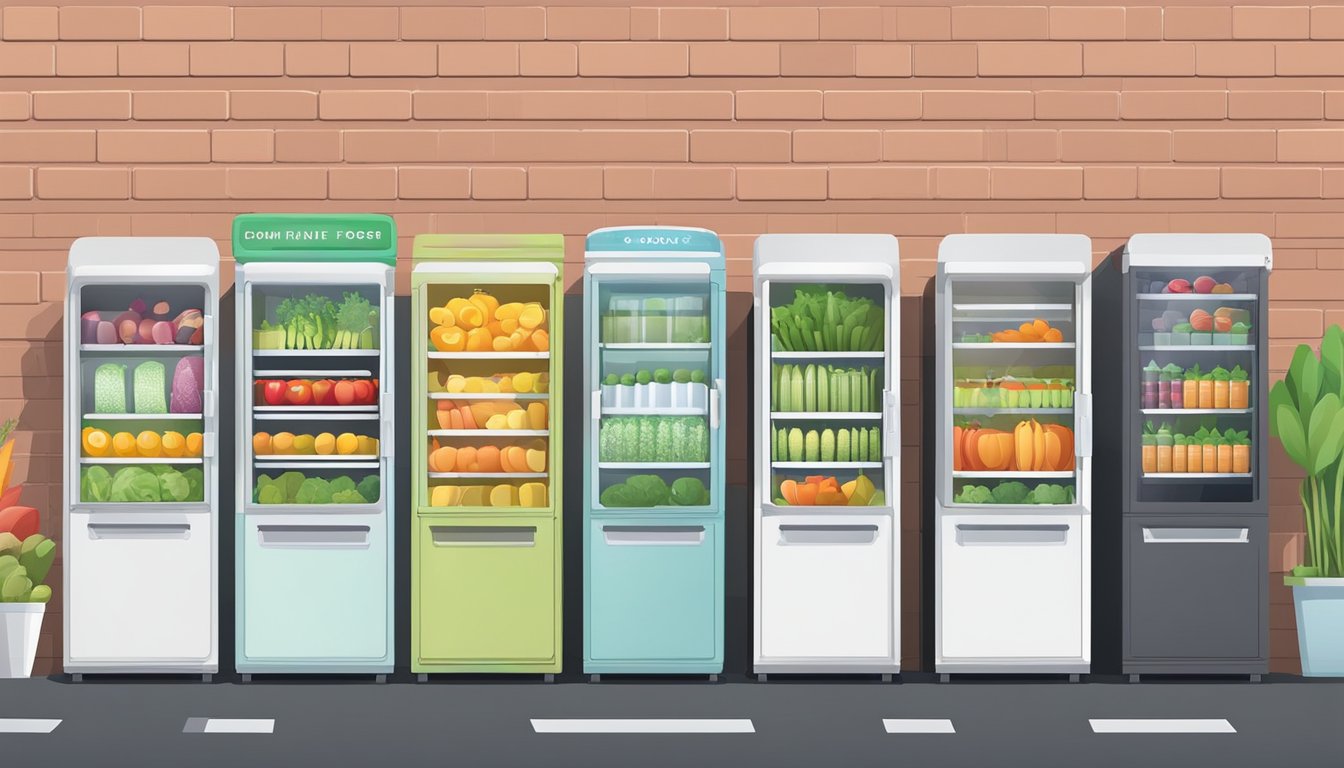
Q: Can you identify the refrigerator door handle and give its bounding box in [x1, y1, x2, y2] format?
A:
[778, 524, 879, 545]
[1075, 393, 1093, 457]
[955, 523, 1069, 546]
[88, 522, 191, 539]
[591, 390, 601, 421]
[602, 525, 705, 546]
[430, 526, 537, 547]
[1142, 527, 1249, 544]
[203, 313, 215, 348]
[709, 380, 722, 429]
[883, 389, 898, 459]
[380, 387, 393, 458]
[256, 524, 371, 549]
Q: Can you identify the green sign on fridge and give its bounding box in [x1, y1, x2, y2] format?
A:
[233, 214, 397, 264]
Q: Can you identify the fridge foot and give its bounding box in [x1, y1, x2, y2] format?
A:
[1068, 674, 1080, 683]
[71, 673, 83, 683]
[757, 673, 767, 683]
[1250, 674, 1262, 683]
[939, 674, 950, 683]
[1127, 674, 1140, 684]
[417, 674, 429, 684]
[201, 673, 212, 684]
[708, 674, 718, 683]
[375, 674, 387, 684]
[881, 674, 893, 683]
[241, 674, 252, 684]
[544, 674, 555, 684]
[589, 674, 601, 683]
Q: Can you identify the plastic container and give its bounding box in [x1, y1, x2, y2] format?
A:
[606, 296, 642, 343]
[642, 297, 671, 343]
[670, 295, 708, 344]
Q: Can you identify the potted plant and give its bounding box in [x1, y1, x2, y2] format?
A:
[1141, 421, 1157, 474]
[1211, 365, 1231, 409]
[1183, 364, 1202, 411]
[1189, 426, 1209, 473]
[1270, 325, 1344, 676]
[1229, 364, 1250, 410]
[0, 514, 56, 679]
[1172, 321, 1193, 346]
[651, 368, 673, 408]
[634, 369, 652, 408]
[601, 373, 619, 408]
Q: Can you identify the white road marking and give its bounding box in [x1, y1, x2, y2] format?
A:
[1090, 719, 1235, 734]
[183, 718, 275, 734]
[883, 719, 956, 734]
[0, 719, 60, 733]
[531, 719, 755, 734]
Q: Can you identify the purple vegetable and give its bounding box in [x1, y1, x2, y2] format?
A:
[151, 321, 175, 345]
[81, 311, 102, 344]
[129, 298, 147, 315]
[169, 355, 204, 414]
[95, 321, 117, 345]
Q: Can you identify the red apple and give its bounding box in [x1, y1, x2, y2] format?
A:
[1165, 278, 1192, 293]
[285, 379, 313, 406]
[1193, 275, 1216, 294]
[333, 380, 356, 406]
[262, 379, 287, 406]
[352, 380, 374, 405]
[311, 379, 335, 406]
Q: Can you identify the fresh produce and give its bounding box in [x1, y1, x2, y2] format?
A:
[773, 426, 881, 463]
[1145, 421, 1252, 474]
[82, 427, 203, 459]
[1165, 278, 1192, 294]
[1229, 364, 1250, 409]
[599, 416, 708, 463]
[954, 481, 1075, 505]
[0, 506, 38, 541]
[253, 291, 379, 350]
[429, 290, 549, 353]
[81, 299, 204, 346]
[427, 439, 547, 474]
[598, 474, 709, 507]
[170, 355, 204, 414]
[434, 400, 546, 431]
[94, 363, 127, 413]
[770, 286, 883, 352]
[133, 360, 167, 414]
[774, 473, 882, 506]
[987, 318, 1064, 344]
[0, 530, 55, 604]
[1161, 276, 1234, 294]
[670, 476, 710, 506]
[953, 377, 1074, 409]
[253, 431, 377, 456]
[430, 481, 548, 508]
[953, 420, 1075, 473]
[0, 418, 15, 500]
[1193, 275, 1217, 294]
[81, 464, 205, 503]
[773, 364, 879, 413]
[255, 377, 379, 406]
[254, 472, 379, 505]
[432, 371, 550, 395]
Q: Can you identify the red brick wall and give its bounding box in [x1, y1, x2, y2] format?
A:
[3, 2, 1341, 676]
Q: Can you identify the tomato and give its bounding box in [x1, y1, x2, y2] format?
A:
[262, 379, 287, 406]
[285, 379, 313, 406]
[333, 380, 356, 406]
[311, 379, 335, 406]
[352, 379, 374, 404]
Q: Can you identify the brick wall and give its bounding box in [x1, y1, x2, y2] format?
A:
[2, 2, 1341, 676]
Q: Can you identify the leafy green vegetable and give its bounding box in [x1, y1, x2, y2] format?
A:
[356, 475, 380, 503]
[1026, 484, 1074, 505]
[670, 476, 709, 506]
[620, 373, 636, 386]
[954, 484, 993, 504]
[81, 466, 113, 503]
[258, 484, 285, 505]
[157, 469, 190, 502]
[110, 467, 160, 503]
[770, 286, 883, 352]
[1230, 364, 1248, 382]
[654, 368, 672, 384]
[1210, 365, 1231, 381]
[599, 474, 670, 507]
[296, 477, 332, 505]
[636, 369, 652, 385]
[604, 373, 619, 386]
[991, 481, 1030, 505]
[183, 467, 204, 502]
[330, 476, 357, 495]
[691, 369, 706, 384]
[331, 489, 367, 504]
[672, 369, 691, 384]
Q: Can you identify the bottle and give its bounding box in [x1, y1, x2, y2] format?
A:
[1155, 423, 1174, 473]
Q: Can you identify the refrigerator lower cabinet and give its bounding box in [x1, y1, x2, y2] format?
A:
[586, 520, 721, 669]
[939, 514, 1086, 664]
[416, 517, 557, 668]
[68, 512, 213, 666]
[240, 517, 388, 665]
[758, 514, 894, 664]
[1125, 517, 1266, 666]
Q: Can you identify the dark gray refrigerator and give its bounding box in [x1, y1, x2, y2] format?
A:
[1096, 234, 1271, 680]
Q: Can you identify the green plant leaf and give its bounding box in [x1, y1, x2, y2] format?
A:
[1308, 393, 1342, 473]
[1321, 324, 1344, 399]
[1311, 407, 1344, 477]
[1277, 403, 1309, 470]
[1291, 343, 1322, 432]
[1269, 380, 1296, 439]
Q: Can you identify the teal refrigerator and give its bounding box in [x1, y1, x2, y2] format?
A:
[582, 226, 726, 679]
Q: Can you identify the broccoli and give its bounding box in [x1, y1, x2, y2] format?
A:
[1025, 484, 1074, 505]
[954, 484, 993, 504]
[991, 481, 1030, 505]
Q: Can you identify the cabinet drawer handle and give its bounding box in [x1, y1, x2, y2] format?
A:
[89, 522, 190, 539]
[779, 524, 878, 545]
[955, 523, 1068, 546]
[1142, 527, 1248, 544]
[603, 525, 704, 546]
[257, 524, 370, 548]
[431, 526, 536, 547]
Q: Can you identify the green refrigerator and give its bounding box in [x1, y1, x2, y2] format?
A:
[411, 234, 564, 679]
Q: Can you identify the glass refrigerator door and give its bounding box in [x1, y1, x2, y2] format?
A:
[946, 278, 1082, 508]
[765, 280, 890, 508]
[592, 276, 717, 512]
[77, 282, 210, 507]
[246, 282, 385, 509]
[421, 282, 554, 510]
[1131, 268, 1259, 504]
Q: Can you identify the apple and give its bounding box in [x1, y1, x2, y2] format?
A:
[1166, 278, 1192, 293]
[1193, 276, 1216, 294]
[352, 380, 374, 404]
[285, 379, 313, 406]
[262, 379, 286, 406]
[333, 380, 356, 406]
[311, 379, 335, 406]
[1212, 283, 1234, 294]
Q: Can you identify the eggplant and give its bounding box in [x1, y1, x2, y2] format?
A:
[172, 308, 204, 345]
[81, 311, 102, 344]
[95, 321, 117, 345]
[151, 320, 175, 345]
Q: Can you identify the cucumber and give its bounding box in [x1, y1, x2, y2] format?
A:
[805, 429, 820, 463]
[850, 371, 863, 414]
[869, 427, 882, 461]
[771, 364, 780, 411]
[771, 427, 778, 461]
[778, 428, 788, 463]
[837, 428, 850, 462]
[821, 429, 835, 462]
[790, 366, 804, 414]
[831, 369, 841, 411]
[778, 365, 790, 411]
[868, 368, 880, 412]
[804, 364, 816, 412]
[788, 428, 804, 462]
[817, 365, 829, 413]
[838, 371, 850, 412]
[858, 428, 868, 463]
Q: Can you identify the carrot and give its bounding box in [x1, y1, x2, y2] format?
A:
[796, 482, 819, 506]
[780, 479, 799, 505]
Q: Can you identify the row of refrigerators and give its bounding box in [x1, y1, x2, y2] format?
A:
[62, 214, 1271, 681]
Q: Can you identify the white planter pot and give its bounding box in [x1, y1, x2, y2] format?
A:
[634, 383, 649, 408]
[1291, 577, 1344, 677]
[0, 603, 45, 679]
[601, 384, 617, 408]
[672, 382, 690, 407]
[616, 384, 634, 408]
[650, 382, 672, 408]
[688, 383, 708, 411]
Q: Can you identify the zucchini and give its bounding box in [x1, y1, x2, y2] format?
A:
[804, 364, 816, 412]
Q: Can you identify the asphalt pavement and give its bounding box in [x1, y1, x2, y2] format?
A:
[2, 674, 1341, 767]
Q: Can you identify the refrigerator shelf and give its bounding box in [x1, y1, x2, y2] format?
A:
[1140, 408, 1253, 415]
[771, 351, 884, 360]
[253, 369, 373, 378]
[426, 429, 548, 437]
[599, 342, 712, 351]
[770, 411, 881, 420]
[598, 462, 712, 470]
[952, 342, 1075, 350]
[254, 405, 379, 413]
[762, 502, 890, 512]
[79, 344, 203, 355]
[429, 392, 548, 401]
[953, 302, 1073, 312]
[1136, 293, 1257, 302]
[83, 412, 201, 420]
[253, 411, 378, 421]
[601, 406, 707, 417]
[428, 351, 550, 360]
[254, 460, 380, 470]
[952, 470, 1075, 479]
[1141, 472, 1253, 480]
[428, 471, 547, 479]
[255, 454, 377, 463]
[1139, 345, 1256, 352]
[79, 457, 203, 465]
[773, 461, 882, 469]
[252, 349, 380, 357]
[953, 407, 1073, 416]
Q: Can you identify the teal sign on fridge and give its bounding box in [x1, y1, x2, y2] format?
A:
[582, 227, 726, 678]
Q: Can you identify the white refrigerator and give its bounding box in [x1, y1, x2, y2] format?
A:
[64, 237, 220, 679]
[934, 234, 1093, 678]
[753, 234, 901, 678]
